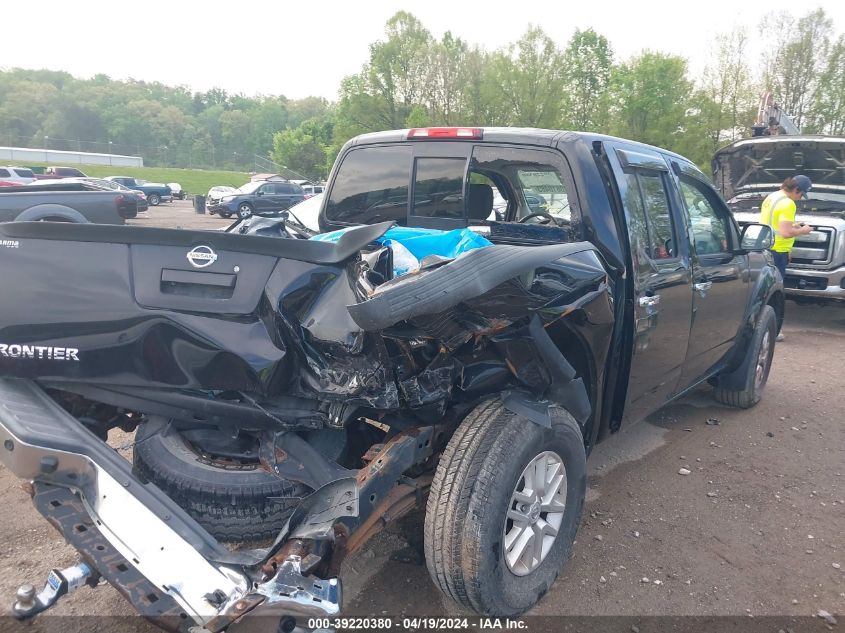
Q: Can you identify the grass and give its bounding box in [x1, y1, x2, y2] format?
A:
[22, 162, 250, 195]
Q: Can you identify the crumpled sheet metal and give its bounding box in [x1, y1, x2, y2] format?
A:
[283, 240, 612, 414]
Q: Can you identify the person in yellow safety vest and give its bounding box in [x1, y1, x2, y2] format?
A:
[760, 175, 813, 341]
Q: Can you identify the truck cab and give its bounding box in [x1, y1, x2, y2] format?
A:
[319, 127, 783, 437]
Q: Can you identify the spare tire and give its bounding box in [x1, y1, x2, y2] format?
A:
[133, 417, 309, 542]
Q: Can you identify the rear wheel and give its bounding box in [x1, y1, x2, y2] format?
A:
[133, 417, 308, 542]
[424, 401, 586, 616]
[714, 305, 777, 408]
[147, 193, 161, 206]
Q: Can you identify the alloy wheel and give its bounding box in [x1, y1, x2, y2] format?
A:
[503, 450, 567, 576]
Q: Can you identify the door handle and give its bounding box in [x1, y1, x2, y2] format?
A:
[638, 294, 661, 307]
[694, 281, 712, 296]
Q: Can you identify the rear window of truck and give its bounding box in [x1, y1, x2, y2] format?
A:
[412, 158, 465, 219]
[325, 142, 577, 231]
[325, 146, 412, 224]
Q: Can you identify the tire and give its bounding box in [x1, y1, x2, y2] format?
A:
[15, 205, 89, 223]
[237, 203, 253, 219]
[133, 417, 309, 542]
[714, 305, 777, 409]
[147, 193, 161, 206]
[424, 400, 586, 616]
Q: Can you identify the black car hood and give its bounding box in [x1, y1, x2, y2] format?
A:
[713, 136, 845, 201]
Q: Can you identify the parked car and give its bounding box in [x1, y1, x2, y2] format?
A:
[40, 166, 88, 179]
[300, 183, 325, 198]
[211, 180, 305, 219]
[0, 166, 37, 185]
[167, 182, 186, 200]
[0, 127, 783, 626]
[0, 181, 138, 223]
[29, 177, 149, 212]
[104, 176, 171, 205]
[205, 185, 237, 210]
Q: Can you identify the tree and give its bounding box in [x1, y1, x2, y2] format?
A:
[334, 11, 434, 143]
[610, 51, 692, 149]
[700, 26, 755, 150]
[426, 32, 470, 125]
[270, 122, 329, 180]
[560, 28, 613, 131]
[488, 26, 566, 127]
[810, 35, 845, 134]
[760, 8, 834, 129]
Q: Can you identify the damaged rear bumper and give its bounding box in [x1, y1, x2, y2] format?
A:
[0, 378, 340, 630]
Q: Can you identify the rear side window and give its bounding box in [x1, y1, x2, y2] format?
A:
[326, 146, 411, 224]
[12, 168, 34, 178]
[0, 169, 9, 177]
[636, 172, 676, 259]
[469, 145, 576, 226]
[623, 173, 652, 267]
[412, 158, 465, 218]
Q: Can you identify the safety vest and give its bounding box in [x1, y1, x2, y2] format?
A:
[760, 190, 796, 253]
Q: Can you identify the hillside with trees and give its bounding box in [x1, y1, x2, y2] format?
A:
[1, 8, 843, 179]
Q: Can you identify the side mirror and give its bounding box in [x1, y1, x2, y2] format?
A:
[256, 190, 264, 196]
[739, 223, 774, 252]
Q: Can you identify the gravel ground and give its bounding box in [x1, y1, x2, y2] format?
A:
[0, 204, 842, 629]
[128, 198, 233, 230]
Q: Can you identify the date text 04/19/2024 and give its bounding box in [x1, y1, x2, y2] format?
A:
[307, 618, 527, 630]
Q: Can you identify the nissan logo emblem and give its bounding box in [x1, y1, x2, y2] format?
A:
[187, 245, 218, 268]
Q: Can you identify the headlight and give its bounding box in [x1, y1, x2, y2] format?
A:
[221, 195, 235, 202]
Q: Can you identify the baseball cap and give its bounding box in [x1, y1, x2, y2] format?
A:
[793, 174, 812, 198]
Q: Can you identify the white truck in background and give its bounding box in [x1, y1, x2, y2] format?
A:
[714, 94, 845, 304]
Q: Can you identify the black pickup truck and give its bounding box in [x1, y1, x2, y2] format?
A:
[0, 128, 781, 628]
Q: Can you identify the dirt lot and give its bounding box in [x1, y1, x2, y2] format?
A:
[0, 203, 842, 630]
[128, 198, 234, 230]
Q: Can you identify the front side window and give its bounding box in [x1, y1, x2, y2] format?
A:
[412, 158, 465, 219]
[0, 169, 9, 177]
[679, 177, 729, 255]
[12, 168, 34, 178]
[326, 145, 412, 224]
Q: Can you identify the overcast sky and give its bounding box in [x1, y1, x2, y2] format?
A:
[2, 0, 844, 101]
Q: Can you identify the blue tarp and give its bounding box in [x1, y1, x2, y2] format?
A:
[311, 226, 492, 276]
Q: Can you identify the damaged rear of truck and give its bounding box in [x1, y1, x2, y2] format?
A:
[0, 128, 781, 630]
